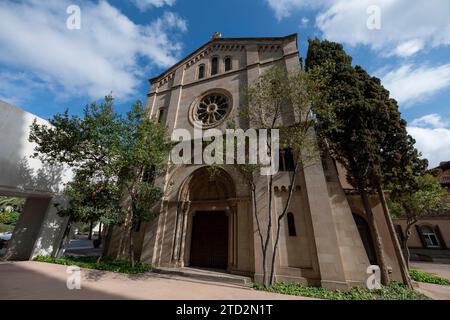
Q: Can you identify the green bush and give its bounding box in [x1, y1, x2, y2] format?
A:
[34, 256, 152, 274]
[0, 211, 20, 225]
[410, 269, 450, 286]
[255, 282, 430, 300]
[0, 223, 15, 233]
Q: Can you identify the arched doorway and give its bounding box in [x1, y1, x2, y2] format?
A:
[181, 167, 236, 270]
[352, 213, 378, 265]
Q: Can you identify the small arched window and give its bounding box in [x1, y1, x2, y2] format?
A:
[198, 64, 205, 79]
[224, 57, 232, 72]
[211, 57, 219, 76]
[287, 212, 297, 237]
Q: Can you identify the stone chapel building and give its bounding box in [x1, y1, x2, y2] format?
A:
[109, 33, 406, 290]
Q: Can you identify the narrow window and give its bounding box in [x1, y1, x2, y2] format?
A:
[198, 64, 205, 79]
[224, 57, 232, 71]
[211, 57, 218, 76]
[279, 149, 295, 172]
[287, 212, 297, 236]
[158, 109, 165, 123]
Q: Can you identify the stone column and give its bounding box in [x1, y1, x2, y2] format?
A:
[5, 197, 51, 260]
[301, 156, 350, 290]
[172, 201, 190, 267]
[165, 67, 185, 133]
[228, 202, 238, 271]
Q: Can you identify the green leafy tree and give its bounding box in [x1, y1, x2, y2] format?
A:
[389, 174, 450, 268]
[30, 96, 124, 257]
[29, 96, 172, 266]
[305, 39, 425, 286]
[114, 102, 172, 266]
[0, 197, 25, 213]
[231, 66, 318, 287]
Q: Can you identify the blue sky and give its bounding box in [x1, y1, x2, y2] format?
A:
[0, 0, 449, 167]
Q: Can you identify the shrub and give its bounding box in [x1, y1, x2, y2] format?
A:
[255, 282, 430, 300]
[0, 211, 20, 225]
[34, 256, 152, 274]
[410, 269, 450, 286]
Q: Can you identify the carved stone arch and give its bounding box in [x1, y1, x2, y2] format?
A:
[178, 166, 236, 202]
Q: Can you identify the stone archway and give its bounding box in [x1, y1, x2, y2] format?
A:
[177, 167, 236, 270]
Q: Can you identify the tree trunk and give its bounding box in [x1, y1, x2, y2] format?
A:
[56, 218, 73, 258]
[262, 174, 274, 287]
[251, 187, 268, 287]
[403, 222, 415, 270]
[98, 224, 114, 263]
[115, 225, 126, 260]
[88, 221, 93, 240]
[376, 183, 412, 288]
[359, 186, 390, 285]
[98, 222, 103, 242]
[129, 228, 135, 268]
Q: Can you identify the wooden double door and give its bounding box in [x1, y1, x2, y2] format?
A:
[190, 211, 229, 270]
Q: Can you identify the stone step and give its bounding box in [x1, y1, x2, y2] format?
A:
[153, 267, 254, 287]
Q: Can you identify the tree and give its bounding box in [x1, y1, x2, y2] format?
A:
[30, 96, 125, 256]
[0, 197, 25, 213]
[234, 66, 318, 286]
[29, 96, 172, 266]
[389, 174, 450, 268]
[305, 39, 408, 285]
[113, 102, 172, 266]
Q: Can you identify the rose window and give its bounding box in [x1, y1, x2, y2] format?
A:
[193, 93, 230, 128]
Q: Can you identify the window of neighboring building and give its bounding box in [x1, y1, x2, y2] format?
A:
[279, 149, 295, 172]
[224, 57, 232, 72]
[287, 212, 297, 236]
[198, 64, 205, 79]
[211, 57, 219, 76]
[419, 225, 441, 248]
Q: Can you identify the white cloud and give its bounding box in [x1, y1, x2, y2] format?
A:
[391, 39, 424, 58]
[411, 114, 450, 129]
[300, 17, 309, 28]
[379, 64, 450, 106]
[0, 71, 48, 106]
[408, 126, 450, 168]
[265, 0, 324, 21]
[266, 0, 450, 57]
[131, 0, 176, 11]
[0, 1, 187, 103]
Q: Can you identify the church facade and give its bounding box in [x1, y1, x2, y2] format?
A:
[114, 33, 407, 290]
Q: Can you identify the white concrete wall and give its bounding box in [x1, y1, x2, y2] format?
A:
[0, 100, 72, 259]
